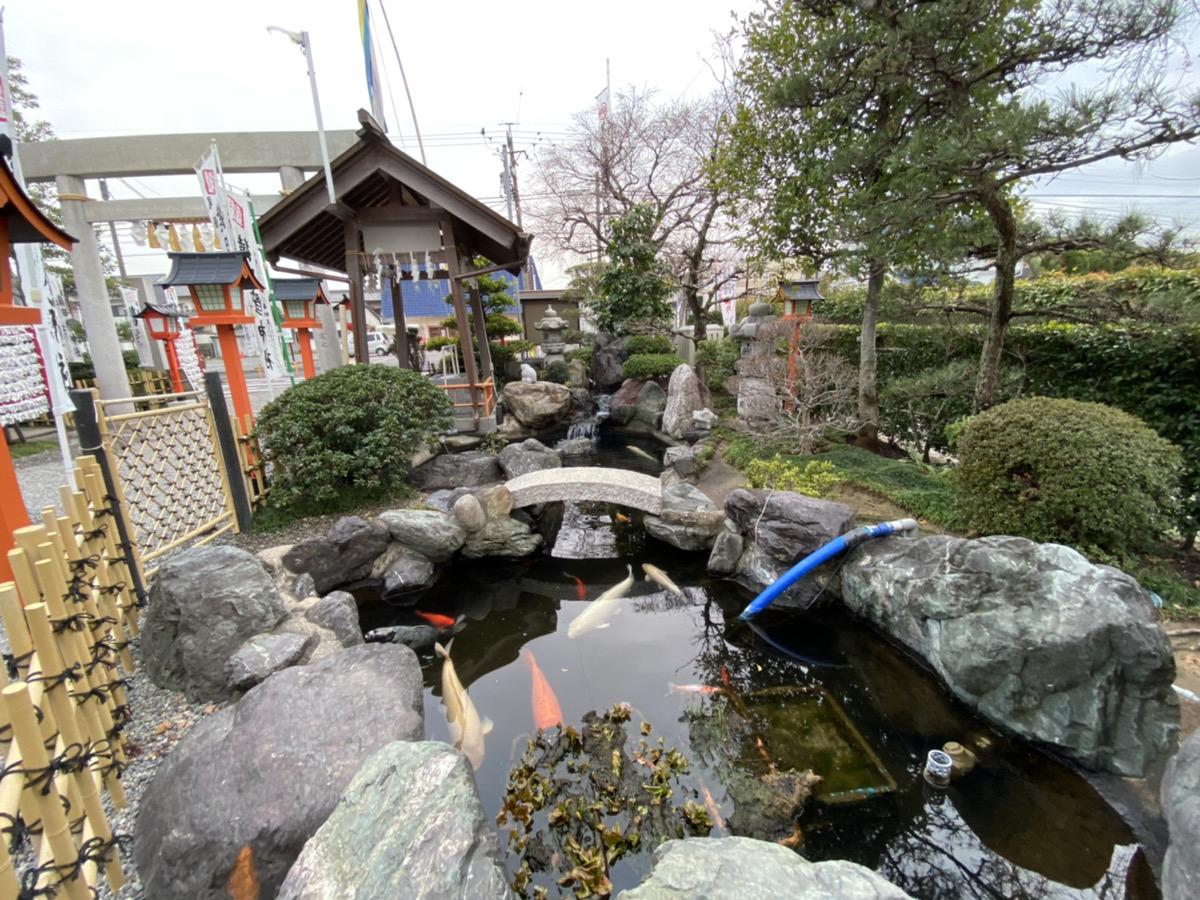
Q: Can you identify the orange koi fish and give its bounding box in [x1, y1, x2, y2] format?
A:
[573, 575, 587, 601]
[523, 650, 564, 731]
[414, 610, 456, 629]
[227, 845, 261, 900]
[700, 780, 725, 832]
[668, 683, 721, 695]
[720, 665, 731, 689]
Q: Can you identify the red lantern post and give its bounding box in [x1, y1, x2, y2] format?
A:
[159, 252, 263, 428]
[273, 278, 329, 379]
[134, 303, 188, 392]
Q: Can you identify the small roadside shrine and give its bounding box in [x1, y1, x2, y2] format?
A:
[273, 278, 328, 379]
[158, 251, 263, 428]
[258, 109, 532, 431]
[0, 152, 75, 578]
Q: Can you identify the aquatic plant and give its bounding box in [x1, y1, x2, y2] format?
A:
[498, 705, 708, 898]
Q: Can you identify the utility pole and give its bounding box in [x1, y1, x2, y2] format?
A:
[500, 122, 531, 289]
[97, 180, 128, 278]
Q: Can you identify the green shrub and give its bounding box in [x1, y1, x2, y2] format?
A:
[426, 335, 459, 350]
[695, 337, 739, 393]
[256, 365, 453, 510]
[489, 340, 533, 368]
[565, 346, 593, 364]
[542, 360, 571, 384]
[879, 360, 1021, 459]
[955, 396, 1182, 554]
[622, 353, 681, 380]
[745, 457, 843, 497]
[625, 334, 676, 355]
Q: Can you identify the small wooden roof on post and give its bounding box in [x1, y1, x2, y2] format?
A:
[258, 110, 532, 431]
[0, 151, 76, 322]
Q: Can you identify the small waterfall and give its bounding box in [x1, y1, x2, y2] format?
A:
[567, 419, 597, 440]
[596, 394, 613, 421]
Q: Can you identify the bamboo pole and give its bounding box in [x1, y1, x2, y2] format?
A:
[24, 604, 124, 891]
[2, 682, 91, 900]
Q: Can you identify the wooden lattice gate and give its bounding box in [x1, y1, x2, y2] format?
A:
[71, 376, 259, 582]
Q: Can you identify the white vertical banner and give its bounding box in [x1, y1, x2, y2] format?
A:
[194, 144, 287, 382]
[174, 326, 206, 392]
[119, 286, 154, 367]
[226, 187, 290, 382]
[45, 274, 78, 363]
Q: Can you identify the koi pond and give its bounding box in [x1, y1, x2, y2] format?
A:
[357, 434, 1155, 899]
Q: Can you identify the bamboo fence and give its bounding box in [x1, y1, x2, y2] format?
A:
[0, 455, 136, 898]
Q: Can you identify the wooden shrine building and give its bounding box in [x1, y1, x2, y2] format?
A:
[258, 110, 532, 430]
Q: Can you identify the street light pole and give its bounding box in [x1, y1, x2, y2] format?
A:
[268, 26, 337, 206]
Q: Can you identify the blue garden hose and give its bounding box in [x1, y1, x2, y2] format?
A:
[738, 518, 918, 621]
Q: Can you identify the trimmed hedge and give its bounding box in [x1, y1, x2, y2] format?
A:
[955, 397, 1181, 554]
[826, 321, 1200, 539]
[695, 337, 739, 392]
[622, 353, 682, 380]
[625, 334, 676, 355]
[256, 365, 452, 510]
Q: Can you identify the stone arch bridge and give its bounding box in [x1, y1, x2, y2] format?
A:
[505, 467, 663, 515]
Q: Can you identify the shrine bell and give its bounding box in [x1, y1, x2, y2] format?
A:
[776, 278, 824, 321]
[133, 302, 189, 392]
[273, 278, 328, 379]
[0, 147, 76, 579]
[159, 251, 262, 428]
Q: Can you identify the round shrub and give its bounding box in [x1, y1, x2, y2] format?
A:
[622, 353, 681, 381]
[542, 360, 571, 384]
[954, 396, 1181, 554]
[695, 337, 739, 393]
[565, 346, 593, 365]
[625, 334, 676, 356]
[256, 365, 453, 510]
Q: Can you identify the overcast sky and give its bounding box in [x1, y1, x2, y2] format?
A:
[6, 0, 1198, 286]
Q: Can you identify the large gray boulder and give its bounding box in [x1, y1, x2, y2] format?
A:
[661, 364, 708, 438]
[842, 534, 1178, 776]
[608, 378, 643, 425]
[380, 546, 436, 595]
[645, 483, 724, 551]
[462, 516, 543, 558]
[619, 837, 912, 899]
[591, 333, 629, 390]
[378, 508, 465, 562]
[224, 632, 314, 691]
[502, 380, 573, 430]
[143, 546, 286, 700]
[282, 516, 390, 593]
[278, 742, 511, 900]
[305, 592, 363, 648]
[498, 438, 562, 479]
[635, 380, 668, 428]
[707, 523, 744, 576]
[1161, 728, 1200, 899]
[407, 451, 503, 490]
[726, 489, 855, 567]
[134, 643, 424, 900]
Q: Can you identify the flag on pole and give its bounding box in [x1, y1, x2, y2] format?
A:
[357, 0, 388, 130]
[596, 86, 610, 121]
[194, 144, 291, 382]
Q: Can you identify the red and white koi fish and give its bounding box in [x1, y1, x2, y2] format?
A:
[414, 610, 457, 629]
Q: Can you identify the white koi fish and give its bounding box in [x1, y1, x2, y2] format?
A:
[435, 640, 492, 770]
[568, 564, 635, 638]
[642, 563, 685, 598]
[626, 445, 659, 463]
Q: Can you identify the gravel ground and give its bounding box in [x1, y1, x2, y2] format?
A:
[14, 437, 79, 519]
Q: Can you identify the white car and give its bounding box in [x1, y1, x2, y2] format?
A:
[350, 332, 391, 357]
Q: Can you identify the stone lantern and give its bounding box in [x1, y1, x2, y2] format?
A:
[729, 299, 776, 358]
[535, 305, 568, 366]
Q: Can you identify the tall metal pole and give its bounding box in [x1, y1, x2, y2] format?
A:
[377, 0, 427, 166]
[301, 32, 337, 206]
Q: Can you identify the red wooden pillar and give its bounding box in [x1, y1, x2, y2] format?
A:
[216, 326, 253, 427]
[296, 330, 316, 379]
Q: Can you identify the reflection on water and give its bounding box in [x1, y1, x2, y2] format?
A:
[356, 532, 1153, 899]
